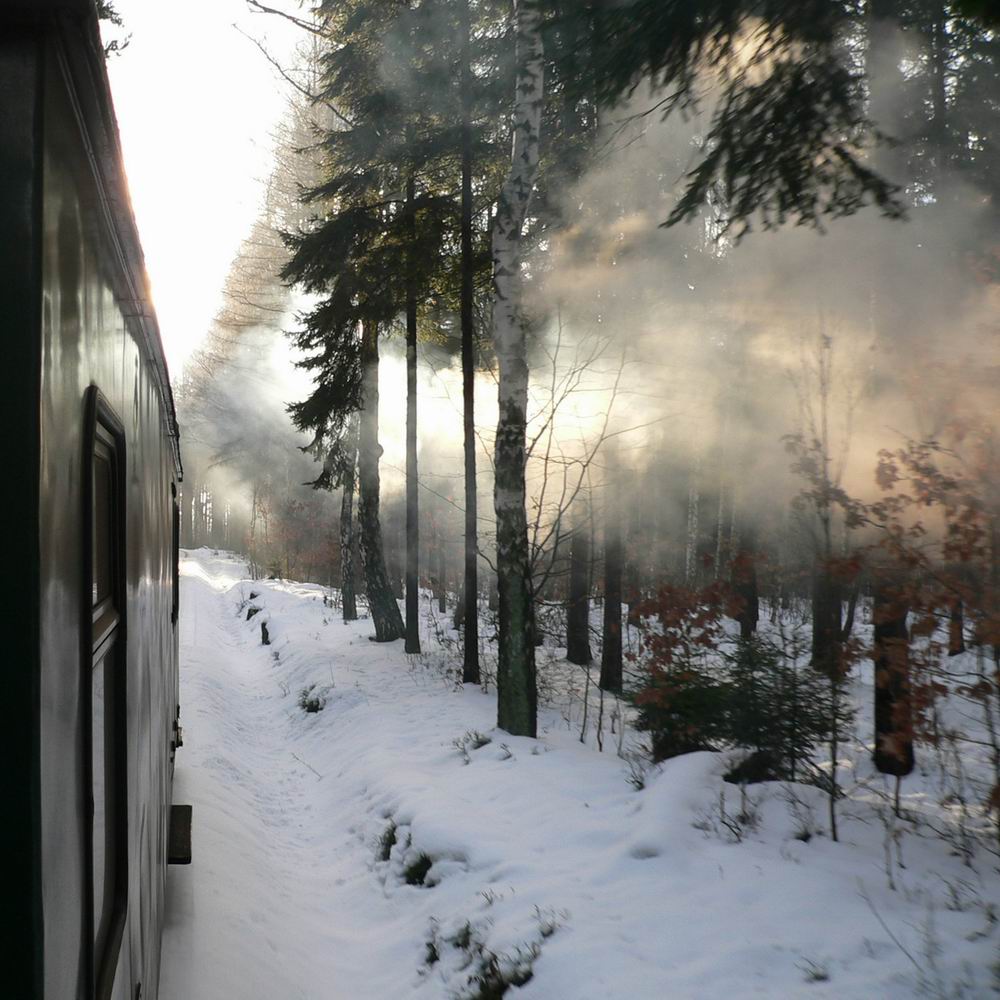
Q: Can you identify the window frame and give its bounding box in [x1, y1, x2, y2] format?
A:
[82, 385, 128, 1000]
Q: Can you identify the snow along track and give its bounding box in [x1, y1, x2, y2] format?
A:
[159, 553, 408, 999]
[159, 549, 1000, 999]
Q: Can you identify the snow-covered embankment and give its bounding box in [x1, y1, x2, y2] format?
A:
[159, 549, 998, 999]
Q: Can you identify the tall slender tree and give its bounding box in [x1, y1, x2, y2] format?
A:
[493, 0, 545, 737]
[285, 0, 512, 649]
[358, 322, 407, 639]
[459, 0, 481, 683]
[340, 417, 359, 622]
[405, 171, 422, 653]
[566, 520, 592, 665]
[600, 467, 623, 693]
[283, 0, 456, 642]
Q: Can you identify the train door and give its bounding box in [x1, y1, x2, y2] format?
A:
[85, 388, 129, 1000]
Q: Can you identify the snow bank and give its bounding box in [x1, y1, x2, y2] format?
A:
[160, 550, 999, 999]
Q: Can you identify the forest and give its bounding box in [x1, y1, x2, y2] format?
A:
[167, 0, 1000, 969]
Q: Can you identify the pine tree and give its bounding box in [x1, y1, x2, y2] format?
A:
[283, 0, 456, 642]
[459, 0, 481, 683]
[357, 322, 407, 639]
[286, 0, 512, 649]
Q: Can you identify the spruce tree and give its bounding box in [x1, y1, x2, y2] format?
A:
[286, 0, 510, 649]
[283, 0, 454, 642]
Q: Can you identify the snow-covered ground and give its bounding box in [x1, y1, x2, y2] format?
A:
[160, 549, 999, 999]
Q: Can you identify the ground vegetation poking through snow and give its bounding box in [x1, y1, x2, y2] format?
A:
[161, 549, 1000, 1000]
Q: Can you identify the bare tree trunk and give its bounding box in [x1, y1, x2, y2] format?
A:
[493, 0, 543, 736]
[386, 521, 404, 600]
[460, 0, 479, 684]
[440, 543, 449, 614]
[358, 321, 405, 642]
[734, 523, 759, 641]
[872, 574, 914, 777]
[431, 519, 446, 613]
[811, 564, 842, 674]
[841, 578, 860, 641]
[949, 597, 966, 656]
[405, 172, 421, 653]
[340, 417, 358, 622]
[685, 457, 700, 585]
[600, 484, 623, 693]
[714, 480, 725, 580]
[566, 522, 592, 665]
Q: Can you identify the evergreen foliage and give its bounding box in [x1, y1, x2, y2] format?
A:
[629, 589, 839, 779]
[268, 0, 996, 744]
[284, 0, 510, 456]
[97, 1, 130, 57]
[543, 0, 903, 234]
[723, 637, 833, 783]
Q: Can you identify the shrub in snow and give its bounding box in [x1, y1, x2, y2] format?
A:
[782, 783, 821, 842]
[694, 787, 764, 844]
[453, 730, 492, 763]
[422, 917, 543, 999]
[468, 946, 538, 1000]
[629, 586, 841, 781]
[633, 664, 729, 761]
[622, 749, 651, 790]
[298, 684, 326, 713]
[722, 636, 834, 783]
[627, 583, 732, 761]
[375, 821, 397, 863]
[375, 822, 441, 887]
[799, 958, 830, 983]
[403, 852, 433, 886]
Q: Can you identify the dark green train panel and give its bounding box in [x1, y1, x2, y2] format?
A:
[1, 3, 184, 998]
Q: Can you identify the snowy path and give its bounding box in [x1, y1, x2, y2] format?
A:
[159, 550, 999, 999]
[160, 556, 408, 998]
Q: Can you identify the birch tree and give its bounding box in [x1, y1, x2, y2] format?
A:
[493, 0, 544, 736]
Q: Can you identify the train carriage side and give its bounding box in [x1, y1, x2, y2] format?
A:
[1, 4, 183, 999]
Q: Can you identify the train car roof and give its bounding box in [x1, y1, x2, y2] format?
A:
[12, 0, 183, 479]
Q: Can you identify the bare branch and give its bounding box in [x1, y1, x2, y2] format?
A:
[246, 0, 326, 37]
[233, 24, 356, 131]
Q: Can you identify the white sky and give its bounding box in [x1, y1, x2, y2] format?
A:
[105, 1, 304, 376]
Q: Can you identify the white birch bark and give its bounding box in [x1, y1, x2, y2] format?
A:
[492, 0, 544, 736]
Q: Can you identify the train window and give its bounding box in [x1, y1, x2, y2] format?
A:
[84, 388, 127, 1000]
[92, 441, 116, 642]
